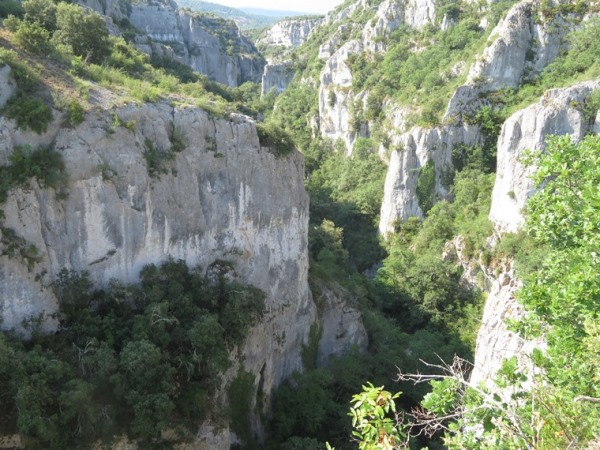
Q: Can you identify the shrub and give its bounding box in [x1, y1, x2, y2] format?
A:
[23, 0, 57, 32]
[2, 145, 67, 194]
[13, 20, 53, 55]
[0, 0, 23, 18]
[4, 92, 52, 134]
[416, 160, 437, 215]
[63, 99, 84, 127]
[256, 121, 295, 157]
[227, 369, 256, 446]
[143, 138, 171, 177]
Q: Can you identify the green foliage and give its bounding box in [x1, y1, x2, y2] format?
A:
[381, 135, 600, 450]
[143, 138, 172, 177]
[582, 88, 600, 125]
[346, 383, 403, 450]
[271, 369, 337, 443]
[256, 120, 295, 156]
[3, 92, 53, 134]
[416, 160, 436, 215]
[0, 145, 67, 203]
[0, 48, 40, 93]
[301, 323, 323, 370]
[23, 0, 57, 32]
[227, 369, 256, 446]
[52, 2, 111, 63]
[0, 0, 23, 18]
[13, 19, 54, 55]
[0, 259, 265, 447]
[270, 83, 319, 151]
[307, 140, 387, 273]
[63, 99, 85, 127]
[0, 226, 44, 270]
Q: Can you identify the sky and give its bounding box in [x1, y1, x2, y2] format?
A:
[212, 0, 345, 14]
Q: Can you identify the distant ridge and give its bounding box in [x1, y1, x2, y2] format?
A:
[239, 7, 312, 17]
[174, 0, 306, 29]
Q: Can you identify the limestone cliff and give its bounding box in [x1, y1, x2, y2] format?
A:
[256, 17, 323, 49]
[317, 0, 437, 152]
[379, 124, 481, 234]
[261, 63, 295, 94]
[80, 0, 265, 87]
[257, 17, 323, 94]
[469, 79, 600, 386]
[489, 79, 600, 232]
[378, 0, 597, 234]
[446, 0, 578, 119]
[0, 101, 313, 388]
[0, 47, 369, 439]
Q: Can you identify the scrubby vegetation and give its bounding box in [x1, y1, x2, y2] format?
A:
[341, 135, 600, 450]
[0, 145, 66, 203]
[0, 259, 264, 448]
[0, 0, 274, 133]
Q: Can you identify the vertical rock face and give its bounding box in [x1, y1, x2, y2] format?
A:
[489, 79, 600, 233]
[0, 101, 315, 412]
[84, 0, 266, 87]
[318, 0, 438, 152]
[380, 0, 598, 233]
[78, 0, 129, 21]
[257, 17, 323, 49]
[319, 40, 364, 151]
[471, 79, 600, 386]
[261, 63, 296, 94]
[445, 0, 576, 119]
[379, 125, 482, 234]
[312, 281, 368, 367]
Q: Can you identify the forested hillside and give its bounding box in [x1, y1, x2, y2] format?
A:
[0, 0, 599, 449]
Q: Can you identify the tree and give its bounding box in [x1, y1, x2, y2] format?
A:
[52, 2, 111, 63]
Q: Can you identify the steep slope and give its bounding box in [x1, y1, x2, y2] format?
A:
[258, 16, 324, 94]
[471, 78, 600, 385]
[81, 0, 265, 87]
[0, 6, 367, 443]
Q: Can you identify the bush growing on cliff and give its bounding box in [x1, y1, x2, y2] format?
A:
[0, 145, 66, 203]
[256, 121, 295, 156]
[3, 92, 53, 133]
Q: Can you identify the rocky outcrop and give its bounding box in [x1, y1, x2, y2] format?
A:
[469, 265, 545, 387]
[0, 65, 16, 109]
[470, 80, 600, 388]
[379, 124, 482, 235]
[312, 282, 368, 367]
[446, 0, 586, 119]
[77, 0, 129, 22]
[319, 40, 364, 151]
[261, 63, 296, 94]
[0, 100, 315, 435]
[81, 0, 265, 87]
[489, 79, 600, 232]
[317, 0, 439, 152]
[257, 17, 323, 49]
